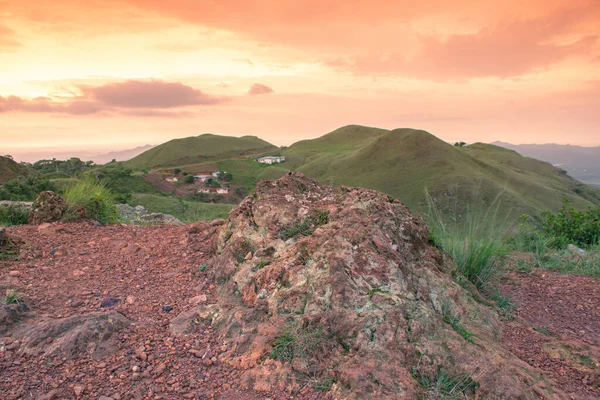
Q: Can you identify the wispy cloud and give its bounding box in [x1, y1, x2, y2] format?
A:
[248, 83, 274, 95]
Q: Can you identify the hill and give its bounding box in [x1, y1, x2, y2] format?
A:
[0, 156, 28, 184]
[127, 134, 278, 169]
[493, 142, 600, 187]
[282, 125, 600, 221]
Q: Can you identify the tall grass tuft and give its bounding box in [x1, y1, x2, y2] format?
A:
[426, 189, 508, 290]
[63, 179, 118, 224]
[0, 206, 30, 226]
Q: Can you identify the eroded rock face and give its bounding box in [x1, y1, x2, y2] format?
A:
[28, 191, 66, 224]
[16, 311, 130, 359]
[192, 172, 564, 399]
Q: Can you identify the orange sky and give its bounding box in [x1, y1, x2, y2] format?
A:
[1, 0, 599, 160]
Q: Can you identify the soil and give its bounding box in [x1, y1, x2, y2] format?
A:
[0, 222, 327, 400]
[498, 262, 600, 399]
[1, 221, 598, 399]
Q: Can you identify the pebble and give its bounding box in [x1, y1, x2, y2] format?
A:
[161, 305, 173, 313]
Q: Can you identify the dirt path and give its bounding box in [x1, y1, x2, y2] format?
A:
[498, 266, 600, 399]
[0, 223, 325, 400]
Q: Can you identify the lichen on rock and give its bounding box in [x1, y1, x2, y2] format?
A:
[189, 172, 565, 399]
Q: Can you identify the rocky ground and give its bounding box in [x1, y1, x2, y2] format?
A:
[0, 173, 598, 399]
[0, 222, 324, 400]
[498, 265, 600, 399]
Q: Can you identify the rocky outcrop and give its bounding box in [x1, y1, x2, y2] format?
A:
[0, 227, 21, 258]
[28, 191, 66, 224]
[185, 172, 564, 399]
[15, 311, 130, 359]
[116, 204, 147, 220]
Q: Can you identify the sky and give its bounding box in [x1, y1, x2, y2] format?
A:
[1, 0, 599, 161]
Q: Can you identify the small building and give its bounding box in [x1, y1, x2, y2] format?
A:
[216, 187, 230, 194]
[193, 173, 212, 182]
[197, 188, 210, 194]
[212, 171, 222, 178]
[165, 177, 178, 183]
[257, 156, 285, 165]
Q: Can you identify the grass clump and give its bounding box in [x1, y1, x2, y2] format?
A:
[63, 179, 119, 224]
[0, 206, 30, 226]
[412, 365, 479, 400]
[1, 289, 23, 305]
[252, 259, 271, 271]
[278, 210, 329, 241]
[426, 190, 507, 290]
[270, 324, 325, 362]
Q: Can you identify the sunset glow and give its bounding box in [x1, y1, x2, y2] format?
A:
[1, 0, 599, 160]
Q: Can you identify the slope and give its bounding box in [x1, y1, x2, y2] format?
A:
[128, 134, 278, 169]
[0, 156, 29, 184]
[284, 125, 600, 222]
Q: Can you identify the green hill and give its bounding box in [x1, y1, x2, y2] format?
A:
[127, 134, 278, 169]
[0, 156, 28, 184]
[283, 125, 600, 221]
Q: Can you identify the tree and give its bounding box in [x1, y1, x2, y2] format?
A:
[173, 168, 181, 175]
[185, 175, 195, 184]
[454, 142, 467, 147]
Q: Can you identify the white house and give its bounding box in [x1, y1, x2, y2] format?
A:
[216, 187, 230, 194]
[257, 156, 285, 165]
[197, 188, 210, 194]
[165, 177, 178, 182]
[212, 171, 222, 178]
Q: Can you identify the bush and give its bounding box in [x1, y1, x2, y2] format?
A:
[0, 177, 54, 201]
[541, 198, 600, 248]
[63, 179, 118, 224]
[184, 175, 195, 184]
[0, 206, 30, 226]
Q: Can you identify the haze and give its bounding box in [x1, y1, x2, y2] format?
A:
[1, 0, 599, 161]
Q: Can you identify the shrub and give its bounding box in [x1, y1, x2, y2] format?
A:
[1, 289, 23, 305]
[0, 206, 30, 226]
[173, 168, 181, 175]
[184, 175, 195, 184]
[541, 198, 600, 248]
[63, 179, 118, 224]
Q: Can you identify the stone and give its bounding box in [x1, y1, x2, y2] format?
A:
[28, 191, 67, 224]
[139, 213, 184, 226]
[73, 384, 85, 397]
[567, 244, 585, 255]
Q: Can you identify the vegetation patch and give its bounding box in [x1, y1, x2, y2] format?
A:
[278, 211, 329, 241]
[0, 206, 30, 226]
[252, 259, 271, 271]
[1, 289, 23, 305]
[411, 365, 479, 399]
[63, 179, 119, 224]
[270, 324, 325, 362]
[441, 303, 476, 343]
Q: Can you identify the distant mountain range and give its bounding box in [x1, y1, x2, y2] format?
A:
[493, 142, 600, 187]
[6, 145, 153, 165]
[92, 145, 154, 165]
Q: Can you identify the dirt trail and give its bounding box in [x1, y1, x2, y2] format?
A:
[498, 266, 600, 399]
[0, 222, 324, 400]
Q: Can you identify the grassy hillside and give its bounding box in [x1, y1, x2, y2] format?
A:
[284, 125, 600, 222]
[127, 134, 278, 169]
[0, 156, 28, 183]
[130, 193, 233, 222]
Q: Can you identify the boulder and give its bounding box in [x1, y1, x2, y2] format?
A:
[16, 311, 130, 359]
[198, 172, 564, 399]
[28, 191, 66, 224]
[567, 244, 585, 256]
[0, 227, 21, 257]
[116, 204, 147, 220]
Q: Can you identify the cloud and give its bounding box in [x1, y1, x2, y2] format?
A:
[0, 80, 225, 115]
[329, 5, 599, 79]
[82, 80, 222, 108]
[248, 83, 274, 95]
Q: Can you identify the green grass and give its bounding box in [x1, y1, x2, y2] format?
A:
[129, 134, 279, 169]
[63, 179, 119, 224]
[270, 324, 325, 362]
[130, 193, 233, 223]
[426, 189, 508, 290]
[283, 125, 600, 226]
[411, 365, 479, 399]
[1, 289, 23, 305]
[0, 206, 30, 226]
[252, 259, 271, 271]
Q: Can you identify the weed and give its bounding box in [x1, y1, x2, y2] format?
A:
[316, 211, 329, 226]
[278, 218, 315, 240]
[252, 259, 271, 271]
[0, 206, 30, 226]
[270, 332, 296, 361]
[270, 324, 325, 362]
[366, 288, 390, 296]
[1, 289, 23, 305]
[441, 303, 476, 343]
[312, 377, 336, 391]
[412, 365, 479, 399]
[534, 326, 552, 336]
[198, 263, 208, 272]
